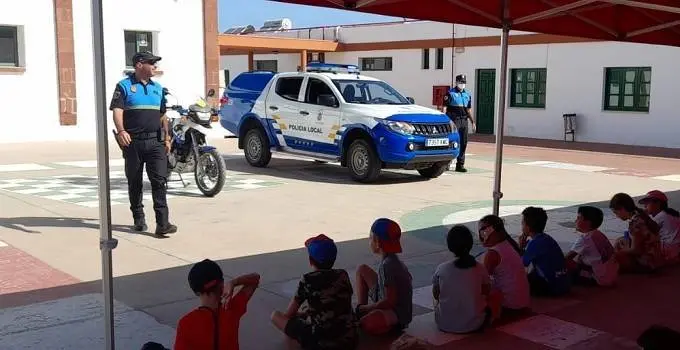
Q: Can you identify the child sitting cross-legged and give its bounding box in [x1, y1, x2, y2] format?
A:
[565, 206, 619, 287]
[432, 225, 501, 334]
[518, 207, 571, 297]
[271, 234, 358, 350]
[477, 215, 530, 316]
[355, 218, 413, 336]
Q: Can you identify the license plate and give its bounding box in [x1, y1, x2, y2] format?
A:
[425, 138, 449, 147]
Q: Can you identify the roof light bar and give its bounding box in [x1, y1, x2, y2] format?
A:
[306, 62, 361, 74]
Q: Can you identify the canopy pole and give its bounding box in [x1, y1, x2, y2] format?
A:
[91, 0, 118, 349]
[492, 22, 510, 216]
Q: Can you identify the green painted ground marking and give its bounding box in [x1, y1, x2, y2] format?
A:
[399, 199, 581, 250]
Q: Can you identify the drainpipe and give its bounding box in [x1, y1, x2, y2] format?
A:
[451, 22, 455, 87]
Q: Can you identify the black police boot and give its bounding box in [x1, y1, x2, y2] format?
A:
[155, 223, 177, 236]
[133, 217, 148, 232]
[455, 163, 468, 173]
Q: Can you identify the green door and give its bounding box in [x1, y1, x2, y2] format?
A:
[475, 69, 496, 135]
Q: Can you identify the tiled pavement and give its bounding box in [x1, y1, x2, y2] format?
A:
[0, 149, 679, 181]
[2, 140, 680, 349]
[0, 170, 284, 208]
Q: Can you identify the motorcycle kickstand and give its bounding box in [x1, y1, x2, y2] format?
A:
[177, 172, 190, 188]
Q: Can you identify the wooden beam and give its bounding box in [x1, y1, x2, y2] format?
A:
[219, 34, 339, 52]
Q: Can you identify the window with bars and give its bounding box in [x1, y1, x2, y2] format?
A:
[359, 57, 392, 71]
[603, 67, 651, 112]
[510, 68, 547, 108]
[124, 30, 155, 68]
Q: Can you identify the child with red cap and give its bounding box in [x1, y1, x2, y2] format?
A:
[355, 218, 413, 335]
[271, 234, 358, 350]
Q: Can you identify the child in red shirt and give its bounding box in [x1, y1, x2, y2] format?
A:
[174, 259, 260, 350]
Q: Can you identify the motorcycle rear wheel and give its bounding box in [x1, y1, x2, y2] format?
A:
[195, 149, 226, 197]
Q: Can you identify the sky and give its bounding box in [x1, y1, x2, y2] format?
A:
[219, 0, 400, 31]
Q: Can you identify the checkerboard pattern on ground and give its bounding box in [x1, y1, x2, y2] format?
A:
[0, 171, 283, 208]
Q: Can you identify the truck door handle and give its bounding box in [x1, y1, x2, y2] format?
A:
[300, 111, 309, 116]
[269, 106, 278, 111]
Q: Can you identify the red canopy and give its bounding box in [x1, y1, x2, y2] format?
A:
[270, 0, 680, 47]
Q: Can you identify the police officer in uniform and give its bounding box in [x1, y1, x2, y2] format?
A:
[109, 51, 177, 236]
[443, 74, 475, 172]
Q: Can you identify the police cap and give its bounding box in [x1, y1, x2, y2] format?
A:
[132, 51, 162, 65]
[456, 74, 467, 83]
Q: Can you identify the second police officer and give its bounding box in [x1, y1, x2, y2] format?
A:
[443, 74, 475, 172]
[109, 51, 178, 236]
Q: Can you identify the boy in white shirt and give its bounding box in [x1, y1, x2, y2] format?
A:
[565, 206, 618, 287]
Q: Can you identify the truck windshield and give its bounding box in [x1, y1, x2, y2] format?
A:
[332, 79, 410, 105]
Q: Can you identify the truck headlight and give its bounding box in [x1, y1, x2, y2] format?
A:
[378, 119, 416, 135]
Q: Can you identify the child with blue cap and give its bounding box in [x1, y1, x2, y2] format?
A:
[355, 218, 413, 335]
[271, 234, 358, 350]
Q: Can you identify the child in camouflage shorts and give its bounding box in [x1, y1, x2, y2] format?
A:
[271, 234, 358, 350]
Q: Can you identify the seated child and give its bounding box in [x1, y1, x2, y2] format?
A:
[271, 234, 358, 350]
[174, 259, 260, 350]
[478, 215, 531, 314]
[432, 225, 501, 334]
[565, 206, 618, 286]
[355, 218, 413, 335]
[610, 193, 663, 273]
[638, 190, 680, 264]
[518, 207, 571, 297]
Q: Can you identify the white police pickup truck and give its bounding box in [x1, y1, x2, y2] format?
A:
[219, 62, 460, 183]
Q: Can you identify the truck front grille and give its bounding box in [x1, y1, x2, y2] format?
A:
[412, 123, 452, 136]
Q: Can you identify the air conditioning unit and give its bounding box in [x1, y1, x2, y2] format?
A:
[259, 18, 293, 32]
[223, 25, 255, 35]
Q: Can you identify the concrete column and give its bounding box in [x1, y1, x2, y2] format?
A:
[248, 51, 254, 71]
[300, 50, 307, 71]
[54, 0, 77, 126]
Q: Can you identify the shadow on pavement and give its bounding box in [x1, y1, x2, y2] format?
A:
[222, 153, 436, 186]
[0, 217, 167, 239]
[2, 191, 680, 349]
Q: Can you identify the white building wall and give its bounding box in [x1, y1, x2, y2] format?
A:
[220, 53, 299, 85]
[0, 0, 61, 143]
[247, 20, 533, 41]
[0, 0, 206, 144]
[220, 21, 680, 148]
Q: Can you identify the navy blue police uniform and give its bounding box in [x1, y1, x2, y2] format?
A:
[109, 52, 175, 235]
[442, 74, 472, 172]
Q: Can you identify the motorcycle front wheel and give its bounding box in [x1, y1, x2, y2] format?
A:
[194, 148, 226, 197]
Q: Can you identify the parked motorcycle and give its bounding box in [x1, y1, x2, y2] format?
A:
[164, 88, 227, 197]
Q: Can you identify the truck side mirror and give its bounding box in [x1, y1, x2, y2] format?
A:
[406, 97, 415, 104]
[317, 94, 338, 108]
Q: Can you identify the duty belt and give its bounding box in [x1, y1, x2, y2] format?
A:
[130, 131, 160, 140]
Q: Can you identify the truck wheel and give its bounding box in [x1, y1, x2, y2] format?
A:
[417, 161, 449, 179]
[347, 139, 381, 183]
[244, 128, 271, 167]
